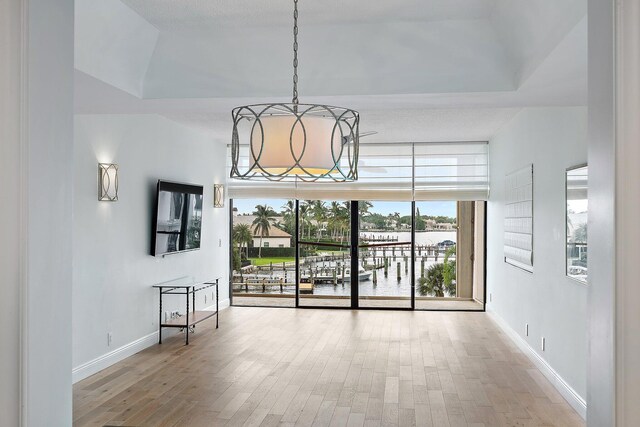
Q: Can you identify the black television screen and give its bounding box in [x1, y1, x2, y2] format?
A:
[151, 180, 204, 256]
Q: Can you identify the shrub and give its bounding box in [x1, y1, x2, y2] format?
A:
[419, 263, 445, 297]
[232, 246, 242, 272]
[418, 260, 456, 297]
[247, 247, 296, 258]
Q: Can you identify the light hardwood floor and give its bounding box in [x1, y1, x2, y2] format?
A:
[73, 307, 584, 426]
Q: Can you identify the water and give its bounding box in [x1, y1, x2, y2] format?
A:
[363, 231, 457, 247]
[234, 231, 457, 297]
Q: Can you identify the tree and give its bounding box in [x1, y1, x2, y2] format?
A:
[233, 223, 252, 258]
[415, 207, 426, 231]
[299, 201, 312, 239]
[418, 254, 456, 297]
[386, 212, 401, 230]
[328, 201, 348, 241]
[252, 205, 275, 258]
[442, 246, 456, 292]
[232, 246, 242, 272]
[419, 264, 446, 297]
[399, 215, 412, 226]
[367, 213, 387, 230]
[574, 223, 587, 243]
[358, 201, 373, 217]
[311, 200, 327, 239]
[281, 200, 296, 236]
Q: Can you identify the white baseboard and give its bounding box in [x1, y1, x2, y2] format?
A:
[203, 298, 230, 311]
[487, 308, 586, 419]
[72, 331, 158, 383]
[72, 298, 230, 384]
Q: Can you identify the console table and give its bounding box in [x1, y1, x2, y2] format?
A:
[153, 278, 219, 345]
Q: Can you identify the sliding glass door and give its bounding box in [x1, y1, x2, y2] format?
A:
[297, 200, 352, 308]
[358, 201, 413, 308]
[230, 199, 296, 307]
[230, 198, 485, 311]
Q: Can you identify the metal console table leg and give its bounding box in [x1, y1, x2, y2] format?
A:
[185, 288, 190, 345]
[216, 282, 219, 328]
[158, 288, 163, 344]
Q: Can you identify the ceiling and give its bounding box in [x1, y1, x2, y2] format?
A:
[74, 0, 587, 142]
[120, 0, 497, 28]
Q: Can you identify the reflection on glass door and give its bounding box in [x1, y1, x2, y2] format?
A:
[358, 201, 413, 308]
[298, 200, 352, 307]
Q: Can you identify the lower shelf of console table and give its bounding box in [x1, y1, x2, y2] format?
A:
[153, 278, 220, 345]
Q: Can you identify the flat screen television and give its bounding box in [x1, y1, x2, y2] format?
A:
[151, 180, 204, 257]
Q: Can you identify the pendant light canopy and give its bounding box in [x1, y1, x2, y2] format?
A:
[230, 0, 359, 182]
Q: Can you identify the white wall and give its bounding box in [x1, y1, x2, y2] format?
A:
[0, 0, 23, 424]
[486, 107, 588, 415]
[72, 114, 229, 381]
[0, 0, 74, 423]
[615, 0, 640, 424]
[586, 0, 616, 425]
[26, 1, 75, 423]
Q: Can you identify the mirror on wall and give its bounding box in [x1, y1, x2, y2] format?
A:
[566, 165, 588, 283]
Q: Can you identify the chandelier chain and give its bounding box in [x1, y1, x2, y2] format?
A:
[292, 0, 299, 105]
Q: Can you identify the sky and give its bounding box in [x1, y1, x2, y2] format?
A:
[233, 199, 457, 218]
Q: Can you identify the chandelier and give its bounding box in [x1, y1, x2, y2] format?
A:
[230, 0, 359, 182]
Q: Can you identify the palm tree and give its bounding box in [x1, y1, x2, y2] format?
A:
[328, 201, 348, 241]
[311, 200, 327, 239]
[232, 223, 253, 258]
[282, 200, 295, 217]
[281, 200, 296, 236]
[252, 205, 275, 258]
[419, 247, 457, 297]
[328, 202, 339, 239]
[388, 212, 401, 230]
[358, 201, 373, 217]
[299, 200, 313, 239]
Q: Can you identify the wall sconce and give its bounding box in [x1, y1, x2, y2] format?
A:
[213, 184, 224, 208]
[98, 163, 119, 201]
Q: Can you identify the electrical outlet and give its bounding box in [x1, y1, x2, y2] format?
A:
[107, 332, 113, 347]
[219, 238, 222, 247]
[489, 293, 492, 302]
[525, 323, 529, 336]
[541, 337, 546, 351]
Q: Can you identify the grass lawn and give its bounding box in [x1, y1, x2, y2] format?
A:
[249, 257, 295, 266]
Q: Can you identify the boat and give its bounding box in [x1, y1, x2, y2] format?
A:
[343, 266, 373, 282]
